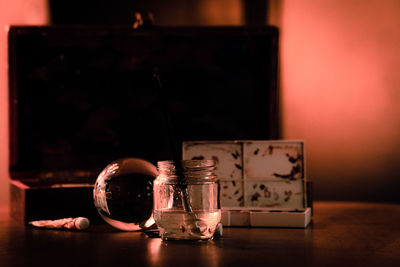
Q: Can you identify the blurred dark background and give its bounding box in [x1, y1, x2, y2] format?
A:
[2, 0, 400, 204]
[9, 0, 279, 182]
[49, 0, 268, 26]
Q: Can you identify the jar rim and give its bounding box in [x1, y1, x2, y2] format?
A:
[157, 159, 215, 168]
[157, 160, 217, 182]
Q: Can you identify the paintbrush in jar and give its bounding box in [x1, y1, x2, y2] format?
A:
[153, 71, 203, 236]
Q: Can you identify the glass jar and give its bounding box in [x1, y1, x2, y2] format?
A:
[153, 160, 221, 241]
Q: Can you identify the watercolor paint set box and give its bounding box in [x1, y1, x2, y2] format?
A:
[183, 140, 312, 228]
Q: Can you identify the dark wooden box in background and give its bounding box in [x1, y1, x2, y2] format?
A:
[8, 26, 279, 224]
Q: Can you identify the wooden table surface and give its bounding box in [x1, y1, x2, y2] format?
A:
[1, 201, 399, 267]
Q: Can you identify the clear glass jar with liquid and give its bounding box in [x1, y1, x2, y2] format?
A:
[153, 160, 221, 241]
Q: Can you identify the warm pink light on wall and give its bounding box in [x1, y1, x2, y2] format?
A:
[278, 0, 400, 201]
[0, 0, 49, 205]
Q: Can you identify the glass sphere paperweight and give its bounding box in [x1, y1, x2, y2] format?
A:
[93, 158, 158, 231]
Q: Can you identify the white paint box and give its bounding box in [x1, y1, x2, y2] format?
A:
[183, 140, 311, 228]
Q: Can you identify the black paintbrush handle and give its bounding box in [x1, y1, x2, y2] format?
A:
[153, 71, 193, 212]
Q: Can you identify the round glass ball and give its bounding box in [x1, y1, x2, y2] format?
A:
[93, 158, 158, 231]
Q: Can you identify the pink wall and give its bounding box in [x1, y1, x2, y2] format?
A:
[276, 0, 400, 201]
[0, 0, 48, 205]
